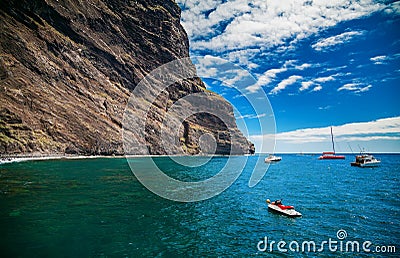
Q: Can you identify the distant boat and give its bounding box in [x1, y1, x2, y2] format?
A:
[265, 154, 282, 163]
[318, 127, 345, 160]
[351, 153, 381, 167]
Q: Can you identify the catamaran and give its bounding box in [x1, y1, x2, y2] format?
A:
[318, 127, 345, 160]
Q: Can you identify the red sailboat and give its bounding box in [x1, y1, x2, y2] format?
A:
[318, 127, 345, 160]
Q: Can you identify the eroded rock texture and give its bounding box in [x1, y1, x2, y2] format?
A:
[0, 0, 252, 155]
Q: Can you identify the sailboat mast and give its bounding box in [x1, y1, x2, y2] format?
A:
[331, 126, 336, 154]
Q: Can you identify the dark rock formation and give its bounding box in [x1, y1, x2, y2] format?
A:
[0, 0, 252, 156]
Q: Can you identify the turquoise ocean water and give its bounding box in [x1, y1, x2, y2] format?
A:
[0, 154, 399, 257]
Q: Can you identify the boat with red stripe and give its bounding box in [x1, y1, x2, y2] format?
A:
[266, 199, 302, 217]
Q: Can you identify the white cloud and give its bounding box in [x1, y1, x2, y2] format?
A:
[312, 31, 366, 51]
[314, 75, 335, 83]
[299, 81, 313, 91]
[178, 0, 249, 39]
[226, 49, 261, 69]
[370, 55, 387, 62]
[223, 69, 251, 86]
[270, 75, 302, 95]
[178, 0, 384, 53]
[246, 60, 313, 93]
[312, 85, 322, 92]
[259, 68, 288, 85]
[318, 105, 331, 110]
[245, 61, 290, 92]
[194, 55, 254, 88]
[295, 63, 312, 70]
[250, 116, 400, 145]
[341, 136, 400, 142]
[384, 1, 400, 15]
[357, 85, 372, 92]
[370, 55, 389, 65]
[337, 83, 372, 93]
[338, 83, 358, 91]
[236, 113, 267, 120]
[325, 65, 348, 72]
[299, 75, 334, 92]
[370, 54, 400, 65]
[245, 83, 262, 94]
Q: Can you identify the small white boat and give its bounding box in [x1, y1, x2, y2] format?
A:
[266, 199, 302, 217]
[351, 154, 381, 167]
[265, 154, 282, 163]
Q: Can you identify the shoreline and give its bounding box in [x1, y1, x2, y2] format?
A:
[2, 152, 396, 165]
[0, 153, 246, 165]
[0, 154, 125, 165]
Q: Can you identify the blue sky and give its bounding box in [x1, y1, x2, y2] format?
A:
[176, 0, 400, 153]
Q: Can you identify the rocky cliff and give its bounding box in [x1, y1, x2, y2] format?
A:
[0, 0, 253, 156]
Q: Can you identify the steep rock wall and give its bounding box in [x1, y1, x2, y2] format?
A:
[0, 0, 252, 155]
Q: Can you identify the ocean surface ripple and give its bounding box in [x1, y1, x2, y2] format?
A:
[0, 154, 399, 257]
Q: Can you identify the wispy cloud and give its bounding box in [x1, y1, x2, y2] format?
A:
[258, 68, 287, 85]
[370, 54, 400, 65]
[318, 105, 331, 110]
[298, 74, 335, 92]
[236, 113, 267, 120]
[295, 63, 312, 70]
[270, 75, 302, 95]
[338, 83, 372, 93]
[246, 60, 313, 93]
[194, 55, 254, 88]
[370, 55, 388, 64]
[252, 64, 341, 94]
[337, 83, 359, 91]
[314, 75, 335, 83]
[246, 64, 288, 92]
[357, 85, 372, 92]
[312, 31, 366, 51]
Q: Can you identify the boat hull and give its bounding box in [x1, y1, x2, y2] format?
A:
[318, 155, 345, 160]
[267, 204, 302, 217]
[351, 161, 381, 167]
[265, 158, 282, 163]
[265, 155, 282, 163]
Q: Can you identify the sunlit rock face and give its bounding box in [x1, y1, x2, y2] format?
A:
[0, 0, 252, 155]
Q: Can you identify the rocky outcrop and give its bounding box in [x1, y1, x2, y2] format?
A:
[0, 0, 252, 156]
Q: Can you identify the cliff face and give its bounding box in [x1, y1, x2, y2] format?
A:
[0, 0, 252, 155]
